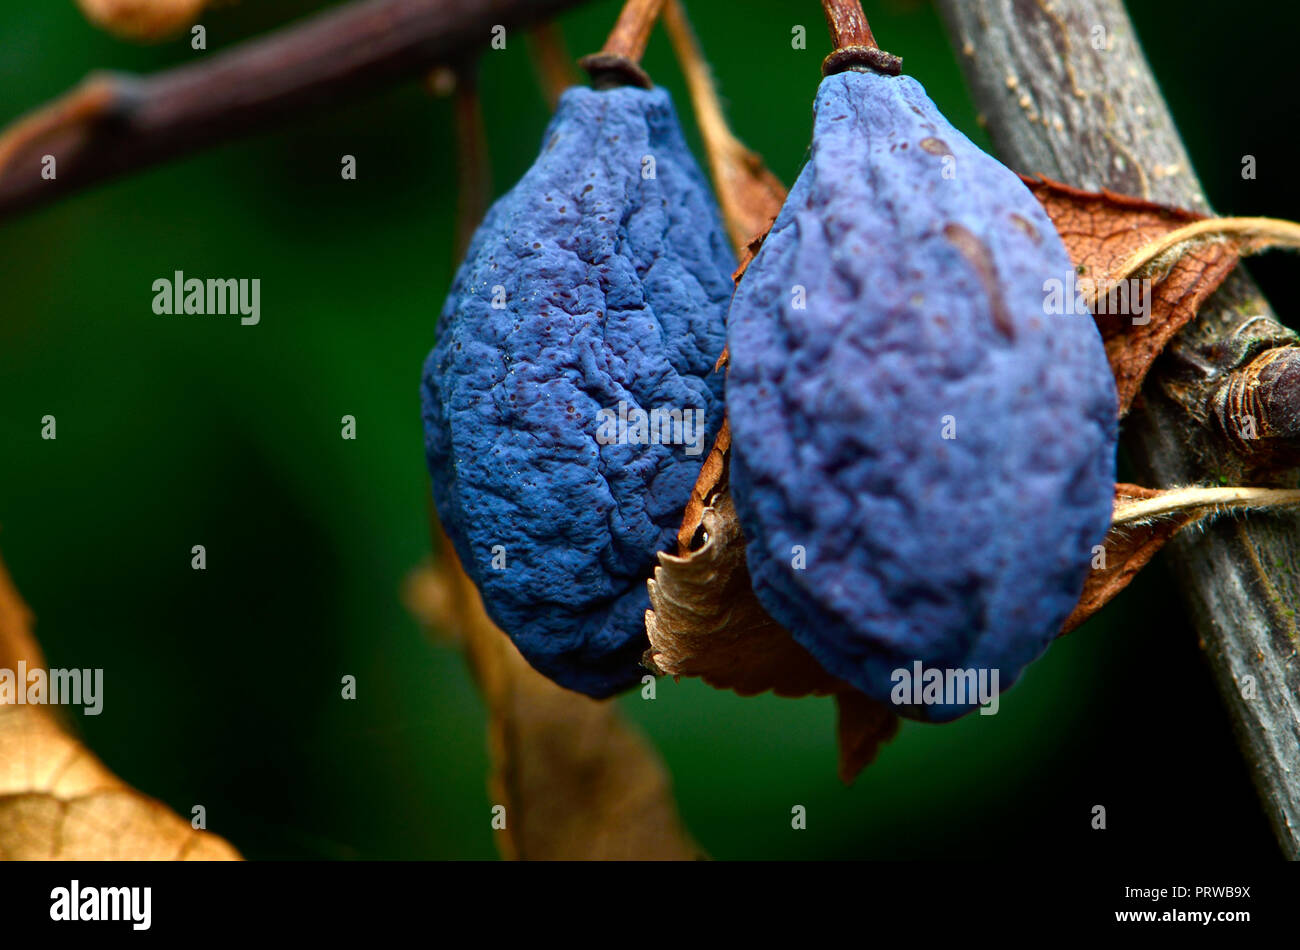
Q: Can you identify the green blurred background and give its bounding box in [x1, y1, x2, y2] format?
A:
[1, 0, 1295, 859]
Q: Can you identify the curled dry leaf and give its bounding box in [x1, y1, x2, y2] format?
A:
[1021, 175, 1240, 414]
[646, 491, 899, 782]
[834, 690, 902, 785]
[650, 492, 839, 698]
[661, 0, 786, 555]
[648, 471, 1298, 771]
[1062, 483, 1300, 634]
[0, 553, 239, 860]
[675, 416, 730, 554]
[405, 537, 701, 860]
[1106, 216, 1300, 290]
[1061, 484, 1190, 635]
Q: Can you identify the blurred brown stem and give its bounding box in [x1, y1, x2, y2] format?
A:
[527, 23, 580, 110]
[820, 0, 879, 50]
[662, 0, 785, 253]
[450, 63, 491, 261]
[0, 0, 592, 221]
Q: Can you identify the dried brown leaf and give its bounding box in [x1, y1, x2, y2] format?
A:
[1061, 484, 1190, 635]
[663, 0, 786, 255]
[675, 416, 731, 554]
[0, 558, 41, 673]
[1062, 482, 1300, 634]
[662, 0, 787, 575]
[649, 492, 840, 697]
[834, 691, 901, 785]
[406, 542, 701, 860]
[646, 490, 899, 782]
[1022, 174, 1239, 414]
[0, 554, 240, 860]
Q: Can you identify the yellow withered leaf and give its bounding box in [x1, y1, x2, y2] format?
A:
[406, 537, 702, 860]
[0, 552, 240, 860]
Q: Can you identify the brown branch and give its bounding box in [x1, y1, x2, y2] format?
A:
[0, 0, 592, 222]
[934, 0, 1300, 858]
[449, 63, 491, 262]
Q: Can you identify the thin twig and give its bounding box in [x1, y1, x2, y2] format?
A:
[527, 23, 580, 110]
[598, 0, 667, 62]
[450, 63, 491, 262]
[0, 0, 591, 221]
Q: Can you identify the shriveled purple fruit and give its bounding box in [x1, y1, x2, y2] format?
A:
[422, 85, 734, 698]
[726, 69, 1118, 721]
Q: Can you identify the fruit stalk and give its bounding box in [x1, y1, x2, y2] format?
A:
[578, 0, 667, 88]
[819, 0, 901, 75]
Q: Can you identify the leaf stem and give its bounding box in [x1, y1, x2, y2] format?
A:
[1113, 485, 1300, 525]
[662, 0, 786, 253]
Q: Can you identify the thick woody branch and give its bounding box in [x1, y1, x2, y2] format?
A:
[0, 0, 590, 221]
[934, 0, 1300, 857]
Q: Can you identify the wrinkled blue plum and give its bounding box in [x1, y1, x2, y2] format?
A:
[726, 70, 1118, 721]
[423, 85, 734, 697]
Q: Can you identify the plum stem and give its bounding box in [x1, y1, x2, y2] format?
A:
[820, 0, 902, 76]
[579, 0, 666, 89]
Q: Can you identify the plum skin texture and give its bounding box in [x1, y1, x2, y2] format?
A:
[422, 85, 735, 698]
[726, 70, 1119, 722]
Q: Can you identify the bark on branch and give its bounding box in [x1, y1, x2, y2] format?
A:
[934, 0, 1300, 857]
[0, 0, 589, 219]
